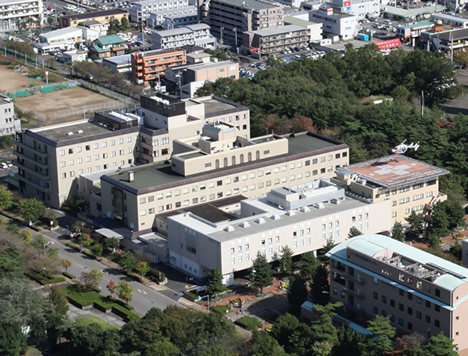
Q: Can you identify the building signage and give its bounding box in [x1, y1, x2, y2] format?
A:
[374, 38, 401, 50]
[344, 0, 351, 5]
[342, 6, 351, 11]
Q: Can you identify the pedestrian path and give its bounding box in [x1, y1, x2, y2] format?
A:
[67, 304, 126, 327]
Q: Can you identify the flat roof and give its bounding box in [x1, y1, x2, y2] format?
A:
[170, 60, 237, 72]
[284, 16, 321, 27]
[193, 96, 247, 118]
[433, 13, 468, 22]
[103, 54, 131, 65]
[26, 119, 139, 147]
[327, 234, 468, 293]
[62, 8, 128, 21]
[102, 132, 347, 194]
[381, 4, 445, 17]
[214, 0, 279, 9]
[399, 20, 434, 29]
[337, 155, 449, 188]
[154, 27, 193, 37]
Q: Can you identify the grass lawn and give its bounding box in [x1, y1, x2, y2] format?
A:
[25, 347, 42, 356]
[75, 315, 117, 330]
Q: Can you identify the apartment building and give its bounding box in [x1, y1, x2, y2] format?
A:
[151, 24, 216, 50]
[283, 16, 323, 43]
[0, 0, 43, 32]
[160, 9, 198, 29]
[200, 0, 284, 46]
[61, 9, 128, 28]
[242, 25, 311, 56]
[13, 110, 140, 209]
[165, 60, 239, 98]
[131, 48, 186, 85]
[103, 54, 132, 73]
[130, 0, 192, 23]
[0, 95, 20, 136]
[310, 5, 357, 41]
[328, 234, 468, 353]
[167, 178, 392, 284]
[332, 155, 449, 226]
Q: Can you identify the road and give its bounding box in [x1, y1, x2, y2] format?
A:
[34, 223, 182, 315]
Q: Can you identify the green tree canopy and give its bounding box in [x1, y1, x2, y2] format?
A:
[18, 198, 45, 224]
[300, 251, 320, 279]
[207, 267, 224, 296]
[117, 280, 133, 305]
[279, 245, 294, 275]
[392, 225, 405, 242]
[119, 251, 137, 271]
[287, 276, 308, 316]
[0, 185, 13, 211]
[251, 252, 273, 294]
[348, 227, 363, 239]
[310, 264, 329, 305]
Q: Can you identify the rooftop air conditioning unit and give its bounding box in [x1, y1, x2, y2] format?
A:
[67, 132, 73, 135]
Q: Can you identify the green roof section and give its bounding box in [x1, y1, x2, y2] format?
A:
[92, 44, 109, 53]
[97, 35, 123, 46]
[284, 16, 319, 27]
[399, 20, 434, 29]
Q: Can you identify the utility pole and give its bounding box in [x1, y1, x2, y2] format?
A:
[220, 27, 224, 45]
[451, 32, 454, 63]
[421, 91, 424, 116]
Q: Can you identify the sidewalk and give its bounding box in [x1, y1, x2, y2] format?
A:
[67, 304, 125, 328]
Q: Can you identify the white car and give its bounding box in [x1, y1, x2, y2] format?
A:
[1, 163, 8, 169]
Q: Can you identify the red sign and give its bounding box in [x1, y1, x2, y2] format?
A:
[250, 48, 259, 53]
[374, 38, 401, 50]
[344, 1, 351, 6]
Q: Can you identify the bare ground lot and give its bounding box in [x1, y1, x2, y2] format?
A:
[15, 87, 122, 114]
[0, 64, 46, 92]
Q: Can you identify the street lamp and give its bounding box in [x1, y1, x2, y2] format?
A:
[43, 241, 54, 255]
[200, 294, 211, 312]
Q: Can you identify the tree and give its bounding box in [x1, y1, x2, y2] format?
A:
[360, 315, 396, 356]
[392, 224, 405, 242]
[79, 270, 100, 292]
[90, 268, 103, 283]
[146, 341, 179, 356]
[91, 243, 103, 257]
[405, 210, 421, 240]
[300, 251, 320, 279]
[120, 17, 129, 30]
[0, 245, 26, 276]
[279, 245, 294, 274]
[450, 241, 462, 261]
[430, 200, 465, 237]
[310, 264, 329, 305]
[287, 276, 308, 316]
[0, 323, 28, 356]
[119, 251, 136, 271]
[18, 198, 45, 224]
[61, 258, 72, 272]
[309, 302, 343, 344]
[423, 332, 457, 356]
[135, 261, 150, 280]
[206, 267, 224, 296]
[49, 286, 69, 315]
[270, 313, 299, 353]
[348, 227, 363, 239]
[107, 280, 116, 295]
[247, 330, 287, 356]
[251, 252, 273, 294]
[104, 237, 119, 253]
[117, 280, 133, 305]
[19, 229, 32, 243]
[0, 185, 13, 211]
[47, 16, 54, 26]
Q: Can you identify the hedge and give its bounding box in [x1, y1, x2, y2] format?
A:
[185, 291, 199, 301]
[112, 304, 140, 321]
[235, 316, 262, 331]
[66, 242, 79, 249]
[63, 272, 75, 279]
[30, 225, 41, 232]
[83, 250, 95, 258]
[147, 268, 166, 283]
[107, 296, 134, 310]
[44, 276, 66, 285]
[64, 285, 102, 307]
[126, 272, 141, 282]
[94, 299, 114, 312]
[211, 305, 232, 314]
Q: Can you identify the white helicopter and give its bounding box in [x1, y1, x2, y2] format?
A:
[391, 139, 420, 155]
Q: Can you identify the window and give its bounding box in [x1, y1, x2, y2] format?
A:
[60, 161, 66, 167]
[102, 141, 107, 148]
[399, 289, 404, 296]
[61, 173, 66, 179]
[373, 306, 378, 314]
[373, 291, 378, 300]
[399, 318, 404, 327]
[86, 156, 91, 162]
[407, 293, 413, 300]
[94, 143, 99, 149]
[435, 288, 440, 297]
[127, 136, 132, 143]
[95, 154, 99, 161]
[426, 300, 431, 308]
[77, 146, 82, 153]
[399, 303, 404, 311]
[382, 295, 387, 303]
[416, 311, 422, 319]
[408, 322, 413, 331]
[390, 299, 395, 307]
[425, 315, 431, 323]
[408, 307, 413, 315]
[111, 140, 115, 146]
[60, 150, 65, 156]
[435, 305, 440, 312]
[119, 138, 124, 144]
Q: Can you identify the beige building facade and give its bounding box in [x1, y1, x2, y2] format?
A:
[332, 155, 449, 226]
[167, 179, 392, 284]
[328, 235, 468, 353]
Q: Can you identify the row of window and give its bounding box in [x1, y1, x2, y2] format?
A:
[60, 149, 133, 167]
[372, 305, 441, 330]
[391, 205, 424, 218]
[385, 181, 437, 197]
[394, 192, 432, 205]
[60, 159, 132, 179]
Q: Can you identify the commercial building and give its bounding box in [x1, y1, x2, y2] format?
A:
[62, 50, 88, 62]
[103, 54, 132, 73]
[165, 60, 239, 98]
[283, 16, 323, 43]
[32, 27, 82, 54]
[0, 95, 21, 136]
[199, 0, 284, 46]
[241, 25, 311, 56]
[60, 9, 128, 28]
[310, 5, 357, 41]
[396, 21, 434, 41]
[129, 0, 194, 23]
[151, 24, 216, 50]
[131, 49, 186, 85]
[423, 27, 468, 53]
[167, 178, 392, 284]
[432, 13, 468, 28]
[81, 20, 109, 37]
[327, 0, 380, 20]
[89, 35, 126, 59]
[0, 0, 43, 32]
[328, 234, 468, 353]
[332, 155, 449, 225]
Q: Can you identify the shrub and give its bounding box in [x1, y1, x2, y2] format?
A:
[126, 272, 141, 282]
[185, 291, 199, 301]
[147, 268, 166, 282]
[64, 285, 101, 307]
[44, 276, 66, 284]
[83, 250, 95, 258]
[211, 305, 231, 314]
[63, 272, 75, 279]
[6, 224, 20, 234]
[235, 316, 262, 331]
[106, 296, 134, 310]
[30, 225, 41, 232]
[112, 304, 140, 321]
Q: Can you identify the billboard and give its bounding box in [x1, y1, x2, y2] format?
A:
[374, 38, 401, 50]
[344, 0, 351, 6]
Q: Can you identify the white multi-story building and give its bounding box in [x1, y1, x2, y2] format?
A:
[33, 27, 83, 54]
[310, 5, 358, 41]
[151, 23, 216, 50]
[130, 0, 191, 23]
[167, 178, 392, 284]
[0, 95, 20, 136]
[147, 5, 197, 28]
[0, 0, 43, 32]
[327, 0, 380, 20]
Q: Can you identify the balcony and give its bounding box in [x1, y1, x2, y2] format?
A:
[14, 151, 48, 169]
[343, 287, 365, 299]
[13, 140, 48, 157]
[14, 159, 49, 178]
[343, 302, 365, 314]
[17, 174, 50, 192]
[346, 273, 365, 285]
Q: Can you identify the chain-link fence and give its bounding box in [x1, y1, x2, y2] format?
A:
[76, 79, 138, 105]
[1, 45, 45, 68]
[49, 101, 133, 121]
